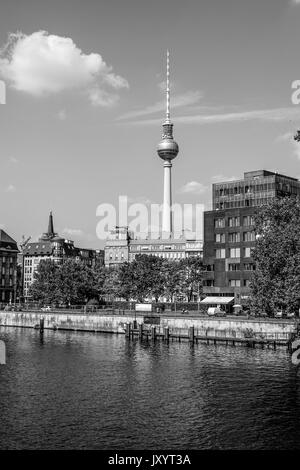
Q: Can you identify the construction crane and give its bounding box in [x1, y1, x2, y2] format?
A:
[19, 235, 31, 251]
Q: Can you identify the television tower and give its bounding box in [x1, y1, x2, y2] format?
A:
[157, 50, 179, 235]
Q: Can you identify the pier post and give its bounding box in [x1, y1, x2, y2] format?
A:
[40, 317, 44, 334]
[151, 326, 156, 341]
[138, 323, 143, 339]
[125, 323, 131, 339]
[189, 326, 194, 344]
[164, 327, 169, 341]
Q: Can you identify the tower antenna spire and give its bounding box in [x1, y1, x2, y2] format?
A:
[166, 50, 170, 123]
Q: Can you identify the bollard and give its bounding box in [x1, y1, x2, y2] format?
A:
[151, 326, 156, 341]
[189, 326, 194, 344]
[163, 327, 169, 341]
[0, 340, 6, 365]
[125, 323, 131, 339]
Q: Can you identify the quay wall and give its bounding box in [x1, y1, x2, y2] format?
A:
[0, 311, 297, 341]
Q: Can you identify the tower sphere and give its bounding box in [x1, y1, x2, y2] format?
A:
[157, 138, 179, 160]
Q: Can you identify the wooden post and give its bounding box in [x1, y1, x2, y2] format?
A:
[125, 322, 131, 339]
[39, 317, 44, 333]
[164, 327, 169, 341]
[151, 326, 156, 341]
[189, 326, 194, 344]
[138, 323, 143, 339]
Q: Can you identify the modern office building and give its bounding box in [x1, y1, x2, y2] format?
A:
[202, 170, 300, 307]
[23, 212, 104, 300]
[0, 229, 19, 304]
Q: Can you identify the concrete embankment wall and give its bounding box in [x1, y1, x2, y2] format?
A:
[0, 311, 297, 341]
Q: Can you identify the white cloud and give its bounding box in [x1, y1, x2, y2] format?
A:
[5, 184, 16, 192]
[127, 196, 154, 205]
[62, 228, 84, 237]
[0, 31, 129, 106]
[57, 109, 67, 120]
[123, 106, 300, 126]
[293, 141, 300, 160]
[211, 174, 237, 183]
[178, 181, 208, 195]
[275, 131, 293, 143]
[117, 90, 203, 120]
[157, 79, 175, 93]
[9, 156, 18, 163]
[291, 0, 300, 4]
[276, 130, 300, 160]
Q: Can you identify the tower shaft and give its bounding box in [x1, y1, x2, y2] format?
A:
[162, 161, 172, 233]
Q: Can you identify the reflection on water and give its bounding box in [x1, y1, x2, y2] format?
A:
[0, 327, 300, 450]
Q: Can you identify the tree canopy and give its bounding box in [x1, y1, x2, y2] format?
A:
[250, 197, 300, 315]
[28, 254, 204, 305]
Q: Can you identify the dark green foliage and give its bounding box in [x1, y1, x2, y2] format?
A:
[29, 254, 204, 305]
[250, 197, 300, 315]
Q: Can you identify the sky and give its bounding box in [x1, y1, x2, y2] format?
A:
[1, 0, 300, 248]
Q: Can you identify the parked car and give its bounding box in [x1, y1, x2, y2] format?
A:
[275, 311, 283, 318]
[41, 306, 51, 312]
[287, 312, 295, 318]
[207, 306, 226, 317]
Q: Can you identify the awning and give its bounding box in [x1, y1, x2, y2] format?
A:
[200, 296, 235, 305]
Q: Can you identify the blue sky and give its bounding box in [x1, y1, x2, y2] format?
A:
[1, 0, 300, 248]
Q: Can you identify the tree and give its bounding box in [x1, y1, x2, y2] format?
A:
[250, 197, 300, 315]
[103, 266, 122, 301]
[162, 260, 182, 301]
[130, 255, 165, 302]
[177, 257, 203, 302]
[55, 259, 99, 305]
[29, 259, 59, 304]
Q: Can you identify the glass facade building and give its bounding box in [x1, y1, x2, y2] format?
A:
[203, 170, 300, 305]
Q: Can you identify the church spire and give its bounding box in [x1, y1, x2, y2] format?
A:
[47, 211, 55, 237]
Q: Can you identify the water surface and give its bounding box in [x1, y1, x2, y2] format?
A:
[0, 327, 299, 449]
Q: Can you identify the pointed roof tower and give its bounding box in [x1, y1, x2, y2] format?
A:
[47, 211, 55, 238]
[40, 211, 58, 241]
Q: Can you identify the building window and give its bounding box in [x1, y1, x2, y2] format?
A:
[228, 232, 240, 243]
[215, 233, 225, 243]
[243, 279, 250, 287]
[215, 249, 226, 259]
[243, 215, 255, 226]
[215, 218, 225, 228]
[228, 217, 240, 227]
[229, 247, 240, 258]
[244, 263, 255, 271]
[205, 264, 214, 271]
[244, 247, 252, 258]
[229, 279, 241, 287]
[243, 231, 255, 242]
[228, 263, 240, 271]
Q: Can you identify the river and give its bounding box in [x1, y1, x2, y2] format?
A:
[0, 327, 299, 450]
